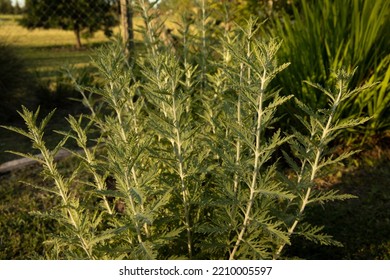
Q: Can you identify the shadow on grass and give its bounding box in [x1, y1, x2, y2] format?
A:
[286, 145, 390, 259]
[0, 164, 60, 259]
[0, 46, 98, 163]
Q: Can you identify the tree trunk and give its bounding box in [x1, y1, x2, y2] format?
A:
[120, 0, 129, 44]
[128, 0, 134, 52]
[74, 25, 82, 49]
[120, 0, 134, 56]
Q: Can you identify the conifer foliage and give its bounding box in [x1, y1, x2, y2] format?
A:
[3, 1, 368, 259]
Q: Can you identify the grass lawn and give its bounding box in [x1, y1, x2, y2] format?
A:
[0, 15, 112, 163]
[18, 47, 94, 72]
[0, 14, 110, 75]
[0, 15, 112, 47]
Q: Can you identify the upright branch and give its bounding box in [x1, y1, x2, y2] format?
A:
[140, 48, 195, 258]
[227, 19, 291, 260]
[229, 51, 266, 260]
[136, 0, 161, 56]
[2, 107, 95, 259]
[273, 69, 371, 259]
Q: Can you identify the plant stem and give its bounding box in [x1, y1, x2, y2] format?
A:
[273, 81, 343, 259]
[40, 146, 94, 259]
[138, 0, 158, 56]
[171, 90, 192, 258]
[233, 64, 243, 194]
[199, 0, 207, 93]
[82, 146, 113, 215]
[114, 103, 150, 246]
[230, 70, 266, 260]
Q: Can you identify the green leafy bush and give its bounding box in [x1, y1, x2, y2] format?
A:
[2, 1, 370, 259]
[267, 0, 390, 142]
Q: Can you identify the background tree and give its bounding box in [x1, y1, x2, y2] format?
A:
[14, 1, 23, 14]
[0, 0, 13, 14]
[21, 0, 118, 49]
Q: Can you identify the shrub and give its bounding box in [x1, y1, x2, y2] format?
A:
[267, 0, 390, 143]
[2, 1, 369, 259]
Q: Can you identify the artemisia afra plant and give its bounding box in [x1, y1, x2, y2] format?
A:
[3, 0, 369, 259]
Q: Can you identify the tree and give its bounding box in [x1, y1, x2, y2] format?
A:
[0, 0, 13, 14]
[21, 0, 118, 49]
[14, 2, 23, 15]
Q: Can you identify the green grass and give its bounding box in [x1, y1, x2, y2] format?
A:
[16, 47, 94, 70]
[286, 142, 390, 259]
[0, 15, 106, 163]
[0, 14, 112, 79]
[0, 14, 112, 47]
[0, 158, 77, 259]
